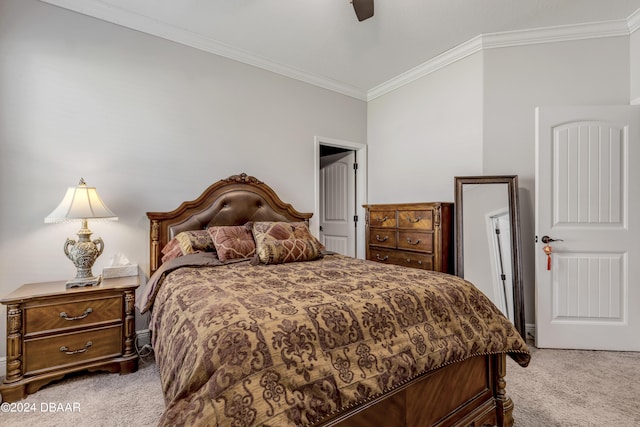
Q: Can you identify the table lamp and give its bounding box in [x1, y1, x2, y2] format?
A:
[45, 178, 118, 288]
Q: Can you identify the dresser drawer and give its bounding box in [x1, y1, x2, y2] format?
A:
[368, 228, 397, 248]
[398, 210, 433, 230]
[397, 231, 433, 253]
[369, 210, 397, 228]
[25, 295, 122, 336]
[24, 325, 123, 374]
[364, 203, 453, 273]
[368, 248, 434, 270]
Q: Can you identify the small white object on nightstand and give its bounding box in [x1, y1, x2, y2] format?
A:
[103, 253, 138, 278]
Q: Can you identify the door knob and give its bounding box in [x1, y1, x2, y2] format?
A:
[541, 235, 563, 244]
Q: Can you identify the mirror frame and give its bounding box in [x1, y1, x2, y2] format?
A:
[454, 175, 525, 336]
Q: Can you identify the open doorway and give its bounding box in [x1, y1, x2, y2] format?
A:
[320, 148, 355, 256]
[314, 137, 367, 259]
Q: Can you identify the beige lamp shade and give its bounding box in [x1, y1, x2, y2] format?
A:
[45, 178, 118, 222]
[45, 178, 117, 288]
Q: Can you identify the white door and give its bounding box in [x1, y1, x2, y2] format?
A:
[319, 151, 356, 256]
[535, 105, 640, 350]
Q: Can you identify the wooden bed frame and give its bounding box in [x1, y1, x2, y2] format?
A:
[147, 173, 516, 427]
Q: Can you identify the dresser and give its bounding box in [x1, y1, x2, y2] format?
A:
[0, 276, 139, 402]
[364, 202, 454, 273]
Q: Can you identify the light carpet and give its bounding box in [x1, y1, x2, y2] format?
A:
[1, 346, 639, 426]
[507, 344, 640, 426]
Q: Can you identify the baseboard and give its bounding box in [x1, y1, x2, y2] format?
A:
[525, 323, 536, 342]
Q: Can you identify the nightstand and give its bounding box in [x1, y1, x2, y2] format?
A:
[0, 276, 139, 403]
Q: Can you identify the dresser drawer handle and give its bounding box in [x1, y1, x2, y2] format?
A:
[409, 217, 422, 223]
[406, 238, 421, 245]
[375, 235, 388, 242]
[374, 216, 388, 223]
[60, 341, 92, 355]
[59, 307, 93, 321]
[405, 259, 423, 265]
[376, 254, 389, 261]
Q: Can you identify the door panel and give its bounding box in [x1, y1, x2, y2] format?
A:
[536, 105, 639, 350]
[554, 253, 623, 320]
[319, 151, 355, 256]
[553, 123, 624, 226]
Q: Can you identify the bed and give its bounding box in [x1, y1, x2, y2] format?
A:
[142, 173, 530, 427]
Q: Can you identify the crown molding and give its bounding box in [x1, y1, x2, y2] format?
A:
[368, 18, 633, 101]
[628, 8, 640, 34]
[39, 1, 640, 103]
[481, 19, 629, 49]
[39, 0, 368, 100]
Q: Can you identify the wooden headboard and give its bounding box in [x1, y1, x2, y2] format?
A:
[146, 173, 312, 275]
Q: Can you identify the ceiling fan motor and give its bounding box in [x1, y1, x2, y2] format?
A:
[352, 0, 374, 22]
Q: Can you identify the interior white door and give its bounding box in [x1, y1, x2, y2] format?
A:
[535, 105, 640, 350]
[319, 151, 355, 256]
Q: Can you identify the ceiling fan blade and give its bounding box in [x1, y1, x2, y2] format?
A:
[352, 0, 374, 22]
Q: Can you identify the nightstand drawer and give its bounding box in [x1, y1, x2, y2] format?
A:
[24, 295, 122, 336]
[24, 325, 123, 374]
[0, 277, 139, 403]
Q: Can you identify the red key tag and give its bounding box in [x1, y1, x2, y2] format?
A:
[543, 244, 553, 271]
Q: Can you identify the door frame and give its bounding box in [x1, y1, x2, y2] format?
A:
[314, 136, 367, 259]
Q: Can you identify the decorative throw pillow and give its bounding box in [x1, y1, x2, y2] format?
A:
[160, 230, 215, 263]
[251, 221, 323, 264]
[176, 230, 216, 253]
[207, 225, 256, 262]
[160, 238, 183, 263]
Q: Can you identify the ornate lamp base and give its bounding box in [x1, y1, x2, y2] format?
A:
[64, 219, 105, 289]
[66, 275, 102, 288]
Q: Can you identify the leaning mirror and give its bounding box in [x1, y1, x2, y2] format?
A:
[454, 175, 525, 336]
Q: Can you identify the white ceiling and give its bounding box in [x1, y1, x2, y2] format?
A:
[41, 0, 640, 100]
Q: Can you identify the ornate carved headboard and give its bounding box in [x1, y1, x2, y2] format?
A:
[146, 173, 312, 275]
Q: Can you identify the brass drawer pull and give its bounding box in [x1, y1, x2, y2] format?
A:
[410, 217, 422, 223]
[406, 238, 421, 245]
[59, 307, 93, 321]
[405, 259, 423, 265]
[60, 341, 92, 355]
[375, 235, 388, 242]
[375, 216, 388, 223]
[376, 254, 389, 261]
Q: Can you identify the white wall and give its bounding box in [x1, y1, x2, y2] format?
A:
[0, 0, 366, 357]
[367, 53, 484, 203]
[368, 36, 632, 328]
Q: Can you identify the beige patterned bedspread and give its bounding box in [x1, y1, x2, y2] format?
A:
[147, 253, 530, 427]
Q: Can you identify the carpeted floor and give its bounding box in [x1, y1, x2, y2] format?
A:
[2, 345, 639, 426]
[0, 355, 163, 427]
[508, 345, 640, 426]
